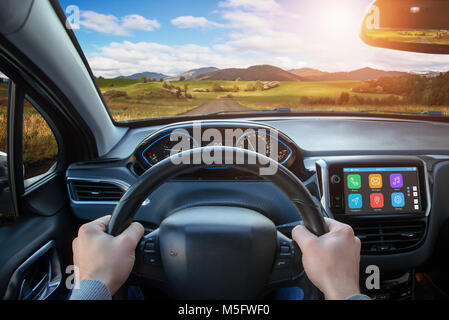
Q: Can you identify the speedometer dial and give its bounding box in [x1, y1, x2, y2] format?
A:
[141, 132, 199, 167]
[235, 131, 292, 165]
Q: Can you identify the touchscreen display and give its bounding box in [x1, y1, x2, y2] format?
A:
[343, 167, 421, 214]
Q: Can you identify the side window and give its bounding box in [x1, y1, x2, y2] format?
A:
[22, 98, 59, 185]
[0, 75, 14, 219]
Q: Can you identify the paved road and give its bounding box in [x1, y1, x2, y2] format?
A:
[181, 100, 250, 116]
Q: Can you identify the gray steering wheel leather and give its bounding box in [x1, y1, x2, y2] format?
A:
[108, 146, 326, 236]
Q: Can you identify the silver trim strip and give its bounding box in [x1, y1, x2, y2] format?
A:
[317, 159, 334, 218]
[422, 160, 432, 217]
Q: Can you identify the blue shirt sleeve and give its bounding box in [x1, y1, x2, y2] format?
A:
[69, 279, 112, 300]
[345, 294, 372, 300]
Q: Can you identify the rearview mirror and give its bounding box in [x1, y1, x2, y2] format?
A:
[360, 0, 449, 54]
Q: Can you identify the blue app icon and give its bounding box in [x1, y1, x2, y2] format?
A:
[391, 192, 405, 208]
[348, 194, 363, 209]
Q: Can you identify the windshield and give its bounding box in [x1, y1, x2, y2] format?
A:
[60, 0, 449, 121]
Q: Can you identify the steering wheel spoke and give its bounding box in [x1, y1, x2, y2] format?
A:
[134, 229, 167, 283]
[267, 231, 304, 287]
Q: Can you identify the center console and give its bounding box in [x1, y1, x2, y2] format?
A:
[316, 156, 432, 300]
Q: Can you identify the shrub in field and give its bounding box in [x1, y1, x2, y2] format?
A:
[162, 81, 175, 90]
[245, 83, 257, 92]
[255, 81, 264, 91]
[175, 87, 182, 98]
[140, 77, 147, 83]
[103, 90, 128, 99]
[212, 82, 226, 92]
[338, 92, 350, 105]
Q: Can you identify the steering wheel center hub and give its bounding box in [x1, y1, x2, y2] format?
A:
[159, 206, 277, 299]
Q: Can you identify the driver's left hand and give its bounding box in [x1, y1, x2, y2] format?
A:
[72, 215, 144, 295]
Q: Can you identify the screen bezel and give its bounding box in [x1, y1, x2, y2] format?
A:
[326, 159, 428, 217]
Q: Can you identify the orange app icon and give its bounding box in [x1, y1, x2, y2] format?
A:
[369, 174, 383, 189]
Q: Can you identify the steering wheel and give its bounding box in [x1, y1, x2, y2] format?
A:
[108, 146, 327, 299]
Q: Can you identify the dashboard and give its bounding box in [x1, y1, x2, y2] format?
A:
[66, 117, 449, 285]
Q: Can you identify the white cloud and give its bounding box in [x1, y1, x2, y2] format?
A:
[121, 14, 160, 31]
[171, 16, 222, 29]
[87, 41, 248, 78]
[213, 44, 235, 52]
[226, 31, 302, 55]
[218, 0, 281, 12]
[221, 10, 267, 30]
[80, 11, 160, 36]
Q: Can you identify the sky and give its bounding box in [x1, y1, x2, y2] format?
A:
[58, 0, 449, 78]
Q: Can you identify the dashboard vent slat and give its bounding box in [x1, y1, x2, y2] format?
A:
[69, 180, 125, 202]
[352, 220, 426, 255]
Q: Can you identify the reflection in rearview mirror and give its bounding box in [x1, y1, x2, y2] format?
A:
[360, 0, 449, 54]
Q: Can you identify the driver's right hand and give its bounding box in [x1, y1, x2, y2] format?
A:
[292, 218, 362, 300]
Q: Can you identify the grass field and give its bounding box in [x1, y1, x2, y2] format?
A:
[97, 79, 449, 120]
[2, 80, 449, 167]
[1, 83, 58, 177]
[98, 79, 399, 121]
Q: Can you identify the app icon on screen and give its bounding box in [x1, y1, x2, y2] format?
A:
[369, 174, 383, 189]
[370, 193, 384, 208]
[348, 194, 363, 209]
[347, 174, 361, 189]
[390, 174, 403, 188]
[391, 192, 405, 208]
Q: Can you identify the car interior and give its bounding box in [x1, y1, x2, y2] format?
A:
[1, 0, 449, 300]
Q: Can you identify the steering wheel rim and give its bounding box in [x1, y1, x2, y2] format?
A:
[108, 146, 327, 299]
[108, 146, 326, 236]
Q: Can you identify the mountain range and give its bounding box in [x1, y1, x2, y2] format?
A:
[114, 66, 416, 82]
[116, 72, 168, 81]
[289, 67, 408, 81]
[177, 67, 219, 80]
[196, 65, 303, 81]
[117, 67, 220, 81]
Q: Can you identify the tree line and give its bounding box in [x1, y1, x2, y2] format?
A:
[299, 71, 449, 106]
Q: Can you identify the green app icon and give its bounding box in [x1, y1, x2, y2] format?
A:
[347, 174, 361, 189]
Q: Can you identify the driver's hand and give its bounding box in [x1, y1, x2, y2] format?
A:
[72, 215, 144, 295]
[292, 218, 361, 300]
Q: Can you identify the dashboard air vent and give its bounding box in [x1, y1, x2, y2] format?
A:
[352, 220, 426, 255]
[69, 180, 125, 202]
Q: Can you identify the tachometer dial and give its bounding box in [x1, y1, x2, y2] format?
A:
[141, 132, 199, 167]
[235, 131, 292, 165]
